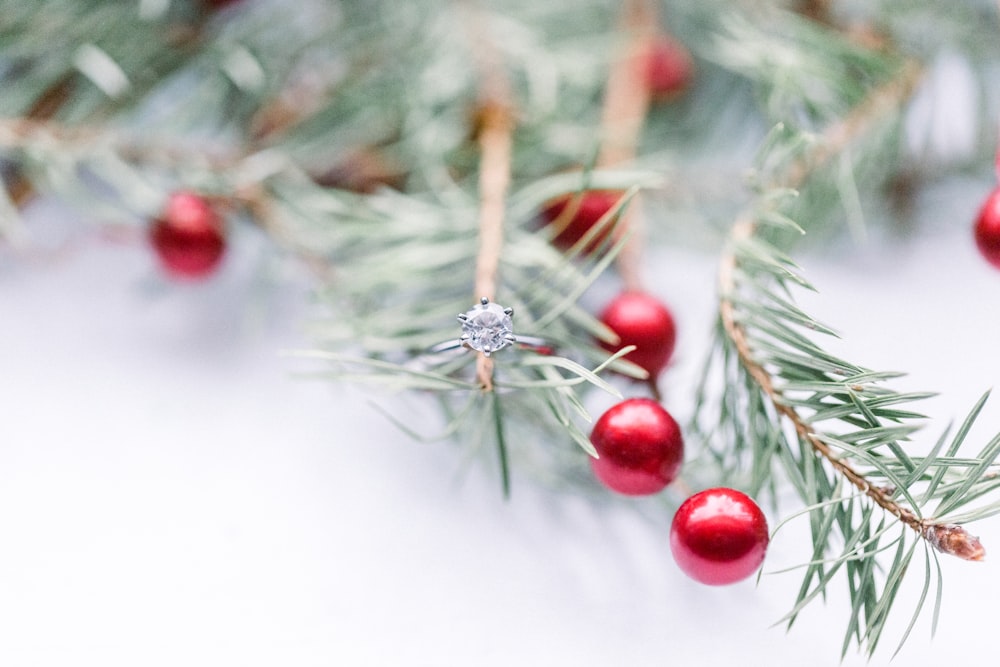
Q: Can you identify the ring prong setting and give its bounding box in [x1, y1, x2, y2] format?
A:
[432, 299, 549, 357]
[460, 297, 515, 355]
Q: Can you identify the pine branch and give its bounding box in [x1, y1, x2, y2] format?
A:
[268, 4, 642, 494]
[5, 2, 1000, 660]
[710, 49, 999, 655]
[721, 213, 986, 561]
[719, 57, 989, 555]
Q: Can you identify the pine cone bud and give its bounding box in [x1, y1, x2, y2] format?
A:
[924, 524, 986, 562]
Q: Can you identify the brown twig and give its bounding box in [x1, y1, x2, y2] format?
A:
[235, 186, 337, 284]
[472, 105, 513, 391]
[473, 102, 512, 315]
[0, 116, 242, 170]
[795, 0, 834, 25]
[596, 0, 666, 401]
[462, 3, 516, 392]
[783, 61, 923, 189]
[596, 0, 655, 169]
[596, 0, 657, 293]
[719, 63, 983, 561]
[0, 115, 338, 283]
[249, 63, 345, 144]
[4, 75, 76, 207]
[3, 168, 34, 208]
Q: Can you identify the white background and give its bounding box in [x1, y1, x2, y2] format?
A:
[2, 181, 1000, 667]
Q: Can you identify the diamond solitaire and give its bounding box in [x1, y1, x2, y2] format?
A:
[458, 297, 515, 356]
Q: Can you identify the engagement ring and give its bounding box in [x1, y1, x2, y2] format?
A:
[430, 297, 549, 357]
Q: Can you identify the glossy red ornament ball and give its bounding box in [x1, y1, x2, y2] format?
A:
[589, 398, 684, 495]
[541, 190, 623, 252]
[599, 291, 677, 380]
[643, 36, 694, 102]
[670, 488, 769, 586]
[149, 191, 226, 280]
[974, 186, 1000, 270]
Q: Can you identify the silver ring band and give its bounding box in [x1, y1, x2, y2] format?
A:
[429, 334, 551, 354]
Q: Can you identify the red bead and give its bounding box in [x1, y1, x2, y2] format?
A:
[599, 291, 677, 380]
[541, 191, 623, 253]
[589, 398, 684, 495]
[974, 187, 1000, 270]
[670, 488, 769, 586]
[643, 36, 693, 102]
[149, 192, 226, 280]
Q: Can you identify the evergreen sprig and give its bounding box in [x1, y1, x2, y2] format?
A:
[286, 172, 649, 493]
[706, 57, 998, 657]
[3, 0, 1000, 660]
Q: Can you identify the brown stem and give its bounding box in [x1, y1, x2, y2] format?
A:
[236, 186, 336, 284]
[4, 75, 76, 207]
[249, 64, 345, 144]
[795, 0, 834, 25]
[472, 103, 514, 391]
[782, 61, 923, 191]
[473, 103, 512, 310]
[462, 2, 516, 392]
[597, 0, 657, 292]
[596, 0, 655, 168]
[719, 64, 983, 561]
[0, 117, 241, 170]
[0, 115, 342, 285]
[4, 169, 35, 208]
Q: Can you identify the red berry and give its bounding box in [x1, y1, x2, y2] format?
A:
[644, 36, 693, 102]
[599, 291, 677, 380]
[974, 187, 1000, 269]
[149, 192, 226, 280]
[589, 398, 684, 495]
[541, 191, 623, 253]
[670, 488, 769, 586]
